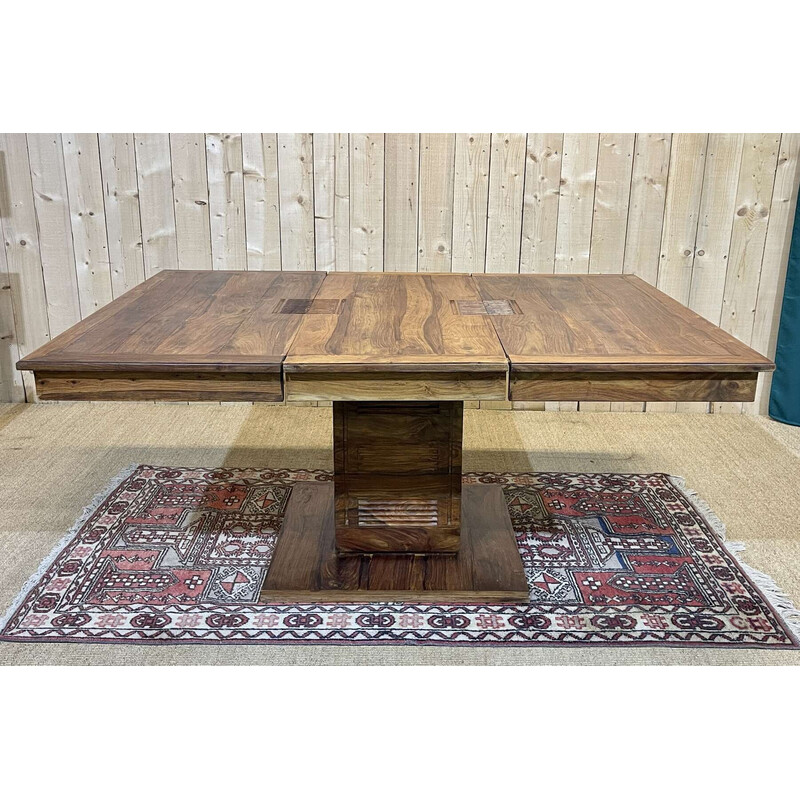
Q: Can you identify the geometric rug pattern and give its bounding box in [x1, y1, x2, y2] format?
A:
[1, 465, 798, 648]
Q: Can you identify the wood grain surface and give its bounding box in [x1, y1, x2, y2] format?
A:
[260, 482, 529, 603]
[18, 270, 325, 373]
[283, 272, 508, 400]
[34, 370, 283, 402]
[285, 272, 507, 366]
[333, 401, 462, 553]
[511, 371, 758, 403]
[18, 270, 773, 404]
[475, 273, 774, 371]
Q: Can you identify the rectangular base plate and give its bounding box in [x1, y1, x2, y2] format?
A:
[259, 482, 529, 603]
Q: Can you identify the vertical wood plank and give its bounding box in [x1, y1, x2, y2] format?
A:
[0, 133, 50, 400]
[418, 133, 455, 272]
[751, 133, 800, 414]
[622, 133, 671, 286]
[277, 133, 315, 271]
[520, 134, 562, 274]
[384, 133, 419, 272]
[588, 133, 634, 274]
[656, 134, 708, 302]
[715, 133, 781, 413]
[170, 133, 212, 270]
[648, 134, 707, 412]
[62, 133, 113, 315]
[350, 133, 384, 271]
[206, 133, 246, 270]
[0, 209, 24, 402]
[313, 133, 336, 272]
[689, 134, 745, 322]
[26, 133, 82, 334]
[98, 133, 146, 297]
[451, 133, 490, 273]
[333, 134, 350, 271]
[554, 133, 599, 275]
[242, 133, 281, 271]
[134, 133, 178, 276]
[677, 134, 744, 412]
[485, 133, 526, 273]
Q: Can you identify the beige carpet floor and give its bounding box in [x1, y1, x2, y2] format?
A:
[1, 401, 799, 666]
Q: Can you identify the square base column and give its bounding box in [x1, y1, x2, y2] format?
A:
[333, 401, 462, 554]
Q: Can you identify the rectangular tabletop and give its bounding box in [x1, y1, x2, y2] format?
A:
[17, 270, 773, 403]
[282, 272, 509, 400]
[18, 270, 325, 401]
[475, 274, 773, 402]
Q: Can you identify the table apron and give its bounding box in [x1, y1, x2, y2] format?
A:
[284, 370, 508, 402]
[511, 371, 758, 403]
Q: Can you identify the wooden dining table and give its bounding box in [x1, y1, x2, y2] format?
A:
[17, 270, 774, 603]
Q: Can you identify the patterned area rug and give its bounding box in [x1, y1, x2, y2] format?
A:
[2, 466, 799, 648]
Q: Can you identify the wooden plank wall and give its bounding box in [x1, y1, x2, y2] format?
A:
[1, 133, 798, 414]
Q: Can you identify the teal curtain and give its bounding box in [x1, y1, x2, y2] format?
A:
[769, 192, 800, 425]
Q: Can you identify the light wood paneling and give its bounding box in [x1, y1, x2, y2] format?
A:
[623, 133, 672, 284]
[277, 133, 315, 271]
[242, 133, 282, 271]
[0, 204, 24, 402]
[520, 134, 562, 275]
[170, 133, 212, 271]
[62, 133, 113, 314]
[312, 132, 336, 272]
[206, 133, 246, 271]
[350, 133, 384, 272]
[418, 133, 456, 272]
[452, 133, 490, 274]
[98, 134, 146, 297]
[2, 132, 797, 414]
[134, 133, 178, 276]
[589, 133, 634, 274]
[0, 133, 51, 400]
[384, 133, 419, 272]
[26, 133, 82, 334]
[555, 133, 599, 275]
[485, 133, 526, 273]
[333, 133, 350, 271]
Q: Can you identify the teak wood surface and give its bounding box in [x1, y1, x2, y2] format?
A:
[333, 401, 462, 553]
[260, 482, 529, 603]
[18, 270, 773, 403]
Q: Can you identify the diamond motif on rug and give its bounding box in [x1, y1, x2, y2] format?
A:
[1, 466, 798, 648]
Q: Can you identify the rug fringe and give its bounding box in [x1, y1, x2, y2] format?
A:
[668, 475, 730, 542]
[670, 474, 800, 645]
[0, 463, 140, 633]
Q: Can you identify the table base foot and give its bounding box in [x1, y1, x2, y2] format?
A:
[259, 482, 529, 603]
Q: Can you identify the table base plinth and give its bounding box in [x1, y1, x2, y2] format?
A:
[259, 482, 529, 603]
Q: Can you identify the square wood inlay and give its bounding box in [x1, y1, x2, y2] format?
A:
[275, 298, 344, 315]
[452, 299, 521, 316]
